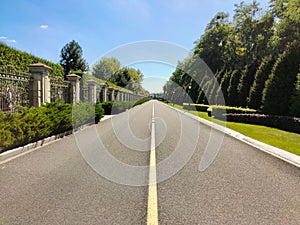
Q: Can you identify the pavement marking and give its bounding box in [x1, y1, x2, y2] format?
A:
[147, 103, 159, 225]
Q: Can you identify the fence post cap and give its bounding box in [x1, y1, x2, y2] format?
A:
[28, 63, 53, 71]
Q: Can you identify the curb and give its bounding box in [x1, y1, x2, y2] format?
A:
[0, 115, 114, 163]
[166, 103, 300, 168]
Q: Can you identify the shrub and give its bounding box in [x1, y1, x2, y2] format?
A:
[0, 101, 104, 153]
[225, 114, 300, 134]
[183, 103, 210, 112]
[210, 105, 257, 119]
[101, 101, 135, 115]
[133, 97, 152, 107]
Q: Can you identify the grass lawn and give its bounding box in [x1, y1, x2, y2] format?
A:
[166, 103, 300, 156]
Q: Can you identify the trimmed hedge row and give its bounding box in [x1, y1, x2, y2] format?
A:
[101, 101, 133, 115]
[225, 114, 300, 134]
[0, 101, 104, 153]
[208, 105, 257, 118]
[101, 97, 151, 115]
[183, 103, 210, 112]
[133, 97, 152, 107]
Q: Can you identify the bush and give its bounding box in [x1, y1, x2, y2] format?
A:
[101, 101, 135, 115]
[210, 105, 257, 119]
[183, 103, 210, 112]
[0, 101, 104, 153]
[133, 97, 152, 107]
[225, 114, 300, 134]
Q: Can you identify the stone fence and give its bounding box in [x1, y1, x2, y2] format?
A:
[0, 63, 145, 111]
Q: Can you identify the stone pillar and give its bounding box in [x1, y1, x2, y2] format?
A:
[100, 83, 107, 102]
[87, 80, 97, 103]
[117, 91, 122, 101]
[114, 89, 119, 101]
[67, 74, 81, 104]
[28, 63, 52, 107]
[108, 87, 115, 101]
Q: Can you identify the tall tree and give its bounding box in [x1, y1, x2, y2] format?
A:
[248, 55, 274, 109]
[290, 71, 300, 117]
[59, 40, 88, 77]
[194, 12, 233, 73]
[262, 40, 300, 115]
[92, 57, 121, 80]
[110, 67, 146, 94]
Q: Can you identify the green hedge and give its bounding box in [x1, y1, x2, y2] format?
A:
[133, 97, 151, 107]
[101, 101, 132, 115]
[225, 114, 300, 134]
[209, 105, 257, 118]
[101, 97, 151, 115]
[183, 103, 210, 112]
[0, 42, 64, 78]
[0, 101, 104, 153]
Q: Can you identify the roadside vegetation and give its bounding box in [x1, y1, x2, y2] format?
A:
[0, 97, 151, 153]
[164, 0, 300, 118]
[0, 42, 64, 78]
[165, 102, 300, 156]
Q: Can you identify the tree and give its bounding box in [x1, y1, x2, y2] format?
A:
[193, 12, 233, 73]
[248, 55, 274, 109]
[262, 41, 300, 115]
[226, 70, 241, 106]
[59, 40, 88, 77]
[290, 71, 300, 117]
[110, 67, 146, 94]
[92, 57, 121, 80]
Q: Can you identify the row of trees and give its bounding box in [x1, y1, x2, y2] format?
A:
[59, 41, 148, 95]
[164, 0, 300, 116]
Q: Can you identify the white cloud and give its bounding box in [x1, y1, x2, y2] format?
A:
[0, 36, 7, 39]
[7, 39, 17, 43]
[40, 25, 49, 30]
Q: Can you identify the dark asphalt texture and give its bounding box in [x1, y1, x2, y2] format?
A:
[0, 100, 299, 224]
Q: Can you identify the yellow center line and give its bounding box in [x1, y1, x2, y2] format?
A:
[147, 103, 159, 225]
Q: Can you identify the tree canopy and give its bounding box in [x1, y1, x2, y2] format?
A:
[59, 40, 89, 77]
[164, 0, 300, 116]
[92, 57, 121, 80]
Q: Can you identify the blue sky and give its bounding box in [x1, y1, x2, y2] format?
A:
[0, 0, 269, 93]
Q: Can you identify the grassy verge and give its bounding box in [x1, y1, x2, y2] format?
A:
[166, 103, 300, 156]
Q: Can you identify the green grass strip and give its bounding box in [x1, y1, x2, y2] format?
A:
[167, 103, 300, 156]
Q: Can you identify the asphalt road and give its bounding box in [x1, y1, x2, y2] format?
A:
[1, 100, 299, 224]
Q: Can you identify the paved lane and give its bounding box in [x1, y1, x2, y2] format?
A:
[0, 100, 299, 224]
[154, 101, 300, 224]
[0, 102, 153, 225]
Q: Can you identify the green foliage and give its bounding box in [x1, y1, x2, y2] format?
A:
[92, 57, 121, 80]
[290, 71, 300, 117]
[59, 40, 89, 76]
[101, 101, 133, 115]
[110, 67, 148, 95]
[0, 101, 104, 153]
[248, 55, 274, 109]
[183, 103, 210, 112]
[132, 97, 152, 107]
[101, 98, 151, 115]
[164, 0, 299, 117]
[210, 105, 257, 119]
[262, 40, 300, 115]
[225, 114, 300, 134]
[237, 65, 257, 107]
[0, 42, 64, 78]
[226, 70, 241, 106]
